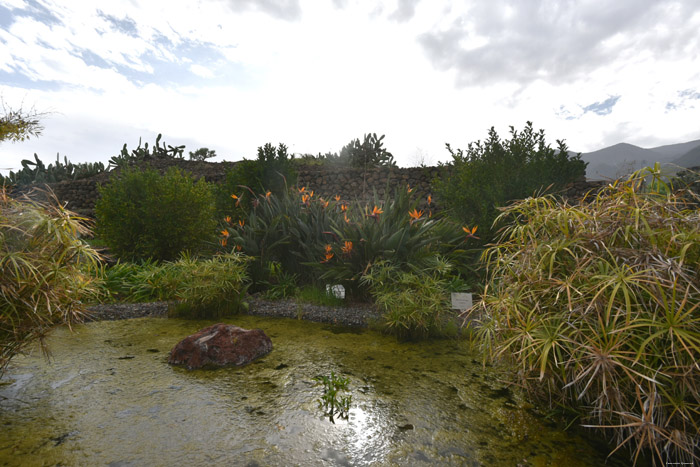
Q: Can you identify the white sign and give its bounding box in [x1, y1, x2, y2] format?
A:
[451, 292, 472, 310]
[326, 284, 345, 299]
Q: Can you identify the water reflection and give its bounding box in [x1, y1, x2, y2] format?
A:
[0, 316, 627, 466]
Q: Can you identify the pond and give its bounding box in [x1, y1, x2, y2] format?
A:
[0, 316, 627, 466]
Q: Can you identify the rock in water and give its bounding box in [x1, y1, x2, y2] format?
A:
[168, 323, 272, 370]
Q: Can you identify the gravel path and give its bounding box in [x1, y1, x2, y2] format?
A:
[84, 296, 382, 328]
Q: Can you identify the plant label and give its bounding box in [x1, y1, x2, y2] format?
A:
[326, 284, 345, 299]
[451, 292, 472, 310]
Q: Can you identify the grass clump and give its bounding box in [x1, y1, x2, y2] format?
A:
[0, 187, 102, 374]
[472, 165, 700, 465]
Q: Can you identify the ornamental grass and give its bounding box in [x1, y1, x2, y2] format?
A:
[0, 186, 102, 375]
[472, 165, 700, 464]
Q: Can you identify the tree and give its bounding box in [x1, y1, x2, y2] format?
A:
[435, 122, 587, 240]
[0, 99, 46, 143]
[189, 147, 217, 161]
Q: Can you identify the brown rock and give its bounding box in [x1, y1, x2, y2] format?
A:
[168, 323, 272, 370]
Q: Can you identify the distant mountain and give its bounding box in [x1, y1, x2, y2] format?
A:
[579, 139, 700, 180]
[671, 145, 700, 169]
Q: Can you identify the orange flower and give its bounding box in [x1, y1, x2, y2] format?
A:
[238, 219, 245, 228]
[344, 213, 351, 223]
[406, 184, 413, 193]
[368, 205, 383, 220]
[324, 244, 333, 253]
[221, 229, 230, 237]
[340, 203, 348, 212]
[298, 186, 306, 193]
[320, 199, 329, 208]
[334, 194, 341, 201]
[309, 190, 314, 198]
[235, 245, 242, 251]
[301, 194, 310, 204]
[408, 209, 423, 224]
[462, 225, 479, 239]
[265, 191, 272, 199]
[341, 241, 353, 255]
[224, 216, 232, 224]
[220, 238, 228, 247]
[427, 194, 432, 205]
[321, 252, 334, 263]
[231, 193, 241, 206]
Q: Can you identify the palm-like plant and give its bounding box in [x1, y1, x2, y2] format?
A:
[473, 165, 700, 464]
[0, 187, 102, 374]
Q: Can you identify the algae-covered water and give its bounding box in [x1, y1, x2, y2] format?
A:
[0, 316, 623, 466]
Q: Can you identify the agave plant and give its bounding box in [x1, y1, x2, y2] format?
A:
[472, 165, 700, 465]
[0, 186, 102, 375]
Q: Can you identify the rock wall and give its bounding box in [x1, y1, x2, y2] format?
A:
[11, 160, 606, 218]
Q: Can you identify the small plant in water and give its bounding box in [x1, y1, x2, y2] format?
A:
[314, 371, 352, 423]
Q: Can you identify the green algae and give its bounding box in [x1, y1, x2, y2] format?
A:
[0, 316, 626, 466]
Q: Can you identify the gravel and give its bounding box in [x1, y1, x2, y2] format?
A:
[84, 296, 382, 328]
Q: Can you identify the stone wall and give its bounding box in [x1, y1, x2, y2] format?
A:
[11, 160, 607, 218]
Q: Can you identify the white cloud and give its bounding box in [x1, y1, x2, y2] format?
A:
[1, 0, 700, 176]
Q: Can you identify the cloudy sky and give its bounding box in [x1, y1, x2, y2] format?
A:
[1, 0, 699, 173]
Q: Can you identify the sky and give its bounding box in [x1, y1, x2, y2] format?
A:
[1, 0, 699, 173]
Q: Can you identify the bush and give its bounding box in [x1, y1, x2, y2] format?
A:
[435, 122, 586, 241]
[0, 187, 102, 374]
[95, 167, 216, 261]
[97, 253, 251, 319]
[222, 183, 479, 300]
[361, 257, 457, 338]
[472, 165, 700, 464]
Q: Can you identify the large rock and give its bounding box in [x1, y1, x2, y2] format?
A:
[168, 323, 272, 370]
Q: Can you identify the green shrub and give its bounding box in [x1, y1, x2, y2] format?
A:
[95, 167, 216, 261]
[435, 122, 586, 241]
[0, 187, 102, 374]
[361, 257, 456, 338]
[97, 253, 251, 318]
[472, 165, 700, 464]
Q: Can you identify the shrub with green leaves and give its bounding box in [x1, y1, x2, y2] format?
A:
[95, 167, 216, 261]
[435, 122, 586, 241]
[0, 187, 102, 375]
[473, 165, 700, 464]
[97, 253, 251, 318]
[223, 184, 476, 299]
[361, 257, 457, 338]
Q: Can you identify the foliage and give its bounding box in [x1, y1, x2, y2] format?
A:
[189, 147, 217, 161]
[338, 133, 395, 168]
[318, 185, 475, 299]
[96, 254, 250, 318]
[95, 167, 216, 262]
[1, 153, 106, 186]
[0, 186, 102, 375]
[107, 134, 185, 170]
[222, 183, 475, 299]
[361, 257, 457, 338]
[435, 122, 587, 241]
[295, 284, 345, 307]
[472, 165, 700, 465]
[214, 143, 296, 219]
[314, 371, 352, 423]
[0, 99, 46, 143]
[167, 253, 251, 319]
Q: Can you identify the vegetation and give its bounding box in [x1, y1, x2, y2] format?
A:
[435, 122, 587, 241]
[0, 99, 46, 144]
[1, 153, 106, 186]
[95, 167, 216, 261]
[361, 257, 458, 338]
[97, 253, 250, 319]
[0, 187, 102, 375]
[214, 143, 296, 218]
[314, 371, 352, 423]
[471, 165, 700, 465]
[189, 147, 217, 161]
[108, 133, 185, 170]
